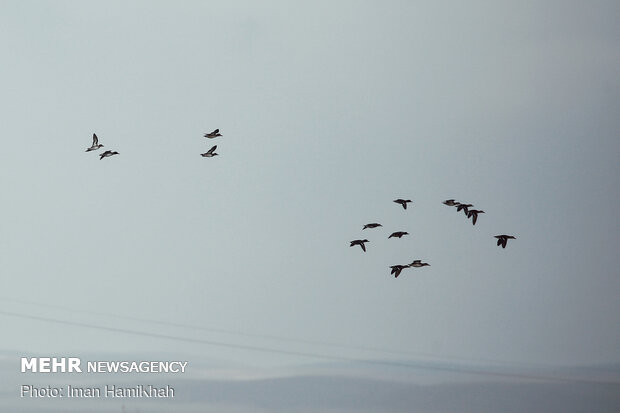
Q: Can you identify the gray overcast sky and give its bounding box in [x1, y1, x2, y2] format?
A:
[0, 0, 619, 373]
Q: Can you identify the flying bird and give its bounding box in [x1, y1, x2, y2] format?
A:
[467, 209, 485, 225]
[204, 129, 222, 138]
[494, 235, 516, 248]
[363, 223, 382, 230]
[408, 259, 430, 268]
[350, 239, 369, 252]
[86, 133, 104, 152]
[201, 145, 219, 157]
[456, 203, 473, 215]
[390, 265, 409, 278]
[388, 231, 409, 239]
[443, 199, 460, 206]
[393, 199, 412, 209]
[99, 150, 119, 160]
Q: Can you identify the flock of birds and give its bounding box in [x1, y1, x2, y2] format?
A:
[85, 129, 224, 159]
[442, 199, 516, 247]
[350, 198, 516, 279]
[86, 132, 516, 279]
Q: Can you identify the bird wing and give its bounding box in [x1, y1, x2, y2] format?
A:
[472, 213, 478, 225]
[361, 243, 366, 252]
[207, 145, 217, 154]
[92, 133, 98, 145]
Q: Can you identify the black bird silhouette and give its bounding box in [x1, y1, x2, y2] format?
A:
[494, 235, 516, 248]
[350, 239, 369, 252]
[86, 133, 104, 152]
[456, 203, 473, 215]
[393, 199, 412, 209]
[390, 265, 409, 278]
[388, 231, 409, 239]
[201, 145, 218, 157]
[99, 150, 119, 160]
[443, 199, 460, 206]
[204, 129, 222, 138]
[363, 223, 382, 230]
[408, 259, 430, 268]
[467, 209, 485, 225]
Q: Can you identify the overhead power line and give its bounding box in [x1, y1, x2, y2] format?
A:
[1, 309, 617, 385]
[0, 295, 543, 368]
